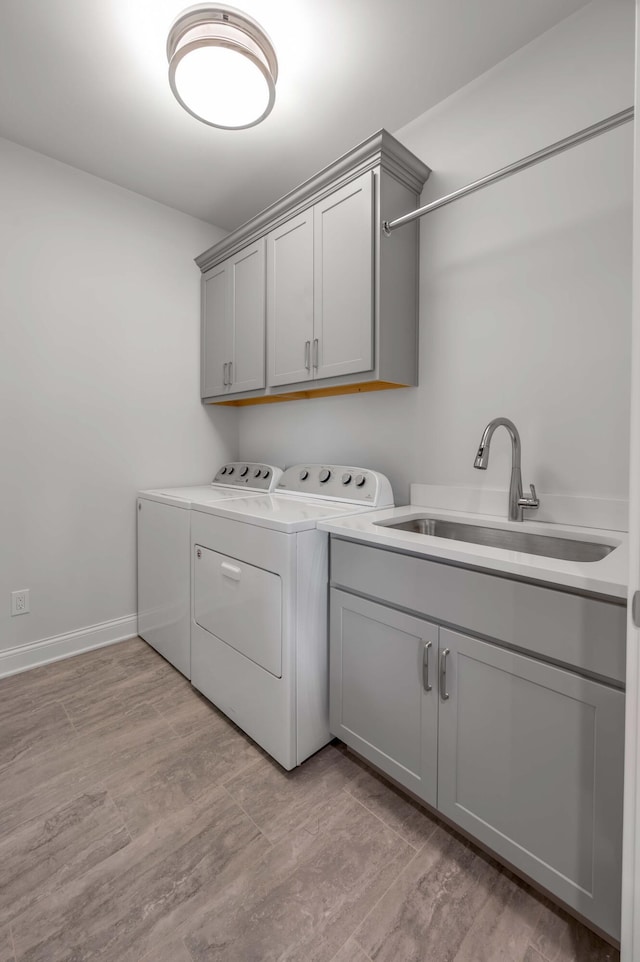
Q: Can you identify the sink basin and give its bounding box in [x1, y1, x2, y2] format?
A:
[375, 517, 616, 563]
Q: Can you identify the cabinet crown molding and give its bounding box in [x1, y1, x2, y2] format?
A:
[196, 129, 431, 273]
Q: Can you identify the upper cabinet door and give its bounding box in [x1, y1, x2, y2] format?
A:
[202, 262, 229, 398]
[266, 211, 314, 387]
[313, 171, 374, 380]
[228, 240, 266, 394]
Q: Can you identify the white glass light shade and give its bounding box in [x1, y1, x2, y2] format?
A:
[167, 6, 278, 130]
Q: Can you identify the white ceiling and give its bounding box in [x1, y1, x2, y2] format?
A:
[0, 0, 591, 230]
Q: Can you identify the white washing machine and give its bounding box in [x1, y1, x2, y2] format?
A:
[137, 463, 282, 678]
[190, 464, 394, 769]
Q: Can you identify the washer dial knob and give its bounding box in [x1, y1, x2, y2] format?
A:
[253, 468, 262, 478]
[354, 474, 366, 487]
[341, 473, 352, 485]
[240, 466, 249, 477]
[319, 469, 331, 483]
[227, 466, 235, 475]
[263, 469, 270, 479]
[220, 466, 228, 475]
[299, 469, 309, 481]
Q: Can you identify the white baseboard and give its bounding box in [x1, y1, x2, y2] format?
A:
[0, 614, 138, 679]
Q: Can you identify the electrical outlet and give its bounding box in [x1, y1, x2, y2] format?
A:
[11, 589, 30, 616]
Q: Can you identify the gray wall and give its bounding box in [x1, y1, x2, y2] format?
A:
[0, 139, 236, 652]
[237, 0, 633, 508]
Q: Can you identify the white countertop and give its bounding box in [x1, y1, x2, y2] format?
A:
[318, 505, 629, 600]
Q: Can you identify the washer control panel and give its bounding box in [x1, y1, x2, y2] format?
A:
[277, 464, 394, 506]
[211, 463, 282, 491]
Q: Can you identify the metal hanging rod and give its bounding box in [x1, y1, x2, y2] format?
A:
[382, 106, 634, 236]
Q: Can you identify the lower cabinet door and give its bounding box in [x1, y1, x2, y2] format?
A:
[437, 627, 624, 939]
[329, 589, 438, 806]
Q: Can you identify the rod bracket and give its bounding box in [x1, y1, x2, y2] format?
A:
[382, 220, 392, 237]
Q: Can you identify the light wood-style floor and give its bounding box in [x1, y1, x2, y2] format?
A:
[0, 637, 620, 962]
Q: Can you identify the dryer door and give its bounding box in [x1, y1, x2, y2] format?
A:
[194, 546, 282, 678]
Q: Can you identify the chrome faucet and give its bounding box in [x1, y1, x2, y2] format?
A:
[473, 417, 539, 522]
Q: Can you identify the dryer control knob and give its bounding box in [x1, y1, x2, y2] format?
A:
[355, 474, 366, 487]
[227, 466, 235, 475]
[263, 469, 270, 479]
[240, 466, 249, 477]
[299, 470, 309, 481]
[253, 468, 262, 478]
[319, 469, 331, 483]
[341, 473, 352, 485]
[220, 466, 228, 474]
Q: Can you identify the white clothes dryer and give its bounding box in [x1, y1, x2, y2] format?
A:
[137, 463, 282, 678]
[190, 464, 393, 769]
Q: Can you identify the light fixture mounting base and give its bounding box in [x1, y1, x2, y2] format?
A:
[167, 4, 278, 83]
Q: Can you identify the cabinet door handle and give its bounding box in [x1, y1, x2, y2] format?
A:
[422, 640, 432, 692]
[228, 360, 233, 385]
[440, 648, 450, 700]
[304, 340, 311, 371]
[313, 338, 319, 370]
[633, 590, 640, 628]
[223, 362, 228, 385]
[220, 561, 242, 581]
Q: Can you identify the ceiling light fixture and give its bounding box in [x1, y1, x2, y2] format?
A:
[167, 4, 278, 130]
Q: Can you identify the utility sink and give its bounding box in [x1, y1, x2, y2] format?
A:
[375, 516, 616, 563]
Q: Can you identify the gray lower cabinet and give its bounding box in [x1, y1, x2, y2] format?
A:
[438, 627, 624, 939]
[330, 589, 438, 806]
[328, 540, 625, 939]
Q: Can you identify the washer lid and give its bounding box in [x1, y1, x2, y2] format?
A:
[137, 463, 283, 507]
[137, 486, 261, 508]
[191, 494, 377, 532]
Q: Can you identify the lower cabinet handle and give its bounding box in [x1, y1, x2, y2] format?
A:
[633, 590, 640, 628]
[422, 640, 432, 692]
[313, 338, 319, 370]
[304, 340, 311, 371]
[228, 360, 233, 385]
[440, 648, 450, 700]
[223, 362, 228, 385]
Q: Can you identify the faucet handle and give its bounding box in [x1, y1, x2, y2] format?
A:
[518, 484, 540, 510]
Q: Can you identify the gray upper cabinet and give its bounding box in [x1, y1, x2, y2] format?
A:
[202, 239, 266, 398]
[267, 210, 314, 387]
[202, 261, 228, 398]
[268, 172, 374, 388]
[313, 172, 373, 380]
[197, 130, 430, 405]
